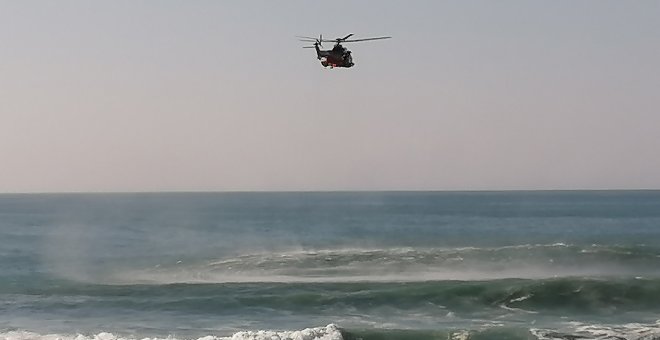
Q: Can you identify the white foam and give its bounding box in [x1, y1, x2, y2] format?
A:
[230, 324, 342, 340]
[509, 294, 532, 303]
[0, 325, 343, 340]
[531, 320, 660, 340]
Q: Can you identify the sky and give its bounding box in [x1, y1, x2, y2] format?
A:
[1, 1, 659, 192]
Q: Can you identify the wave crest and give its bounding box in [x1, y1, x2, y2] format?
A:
[0, 325, 343, 340]
[4, 322, 660, 340]
[110, 244, 660, 284]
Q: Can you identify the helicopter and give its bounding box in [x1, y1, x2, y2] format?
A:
[297, 33, 391, 68]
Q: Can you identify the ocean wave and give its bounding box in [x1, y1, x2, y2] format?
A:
[108, 244, 660, 284]
[342, 322, 660, 340]
[0, 325, 343, 340]
[5, 278, 660, 316]
[531, 321, 660, 340]
[4, 321, 660, 340]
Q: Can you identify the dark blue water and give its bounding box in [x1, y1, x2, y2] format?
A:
[1, 191, 660, 340]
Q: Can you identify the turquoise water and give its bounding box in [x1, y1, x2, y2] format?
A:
[1, 191, 660, 339]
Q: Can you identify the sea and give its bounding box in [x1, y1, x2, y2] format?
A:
[1, 191, 660, 340]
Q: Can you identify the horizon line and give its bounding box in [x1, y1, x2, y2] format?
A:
[1, 188, 659, 195]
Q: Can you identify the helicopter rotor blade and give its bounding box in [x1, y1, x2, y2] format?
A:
[316, 36, 391, 44]
[297, 34, 324, 48]
[299, 34, 390, 50]
[342, 36, 392, 43]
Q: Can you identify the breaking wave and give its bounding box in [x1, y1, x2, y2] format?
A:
[0, 326, 343, 340]
[5, 277, 660, 315]
[108, 244, 660, 284]
[4, 322, 660, 340]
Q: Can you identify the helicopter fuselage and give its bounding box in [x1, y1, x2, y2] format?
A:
[315, 43, 353, 68]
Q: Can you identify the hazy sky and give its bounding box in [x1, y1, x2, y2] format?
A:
[1, 1, 659, 192]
